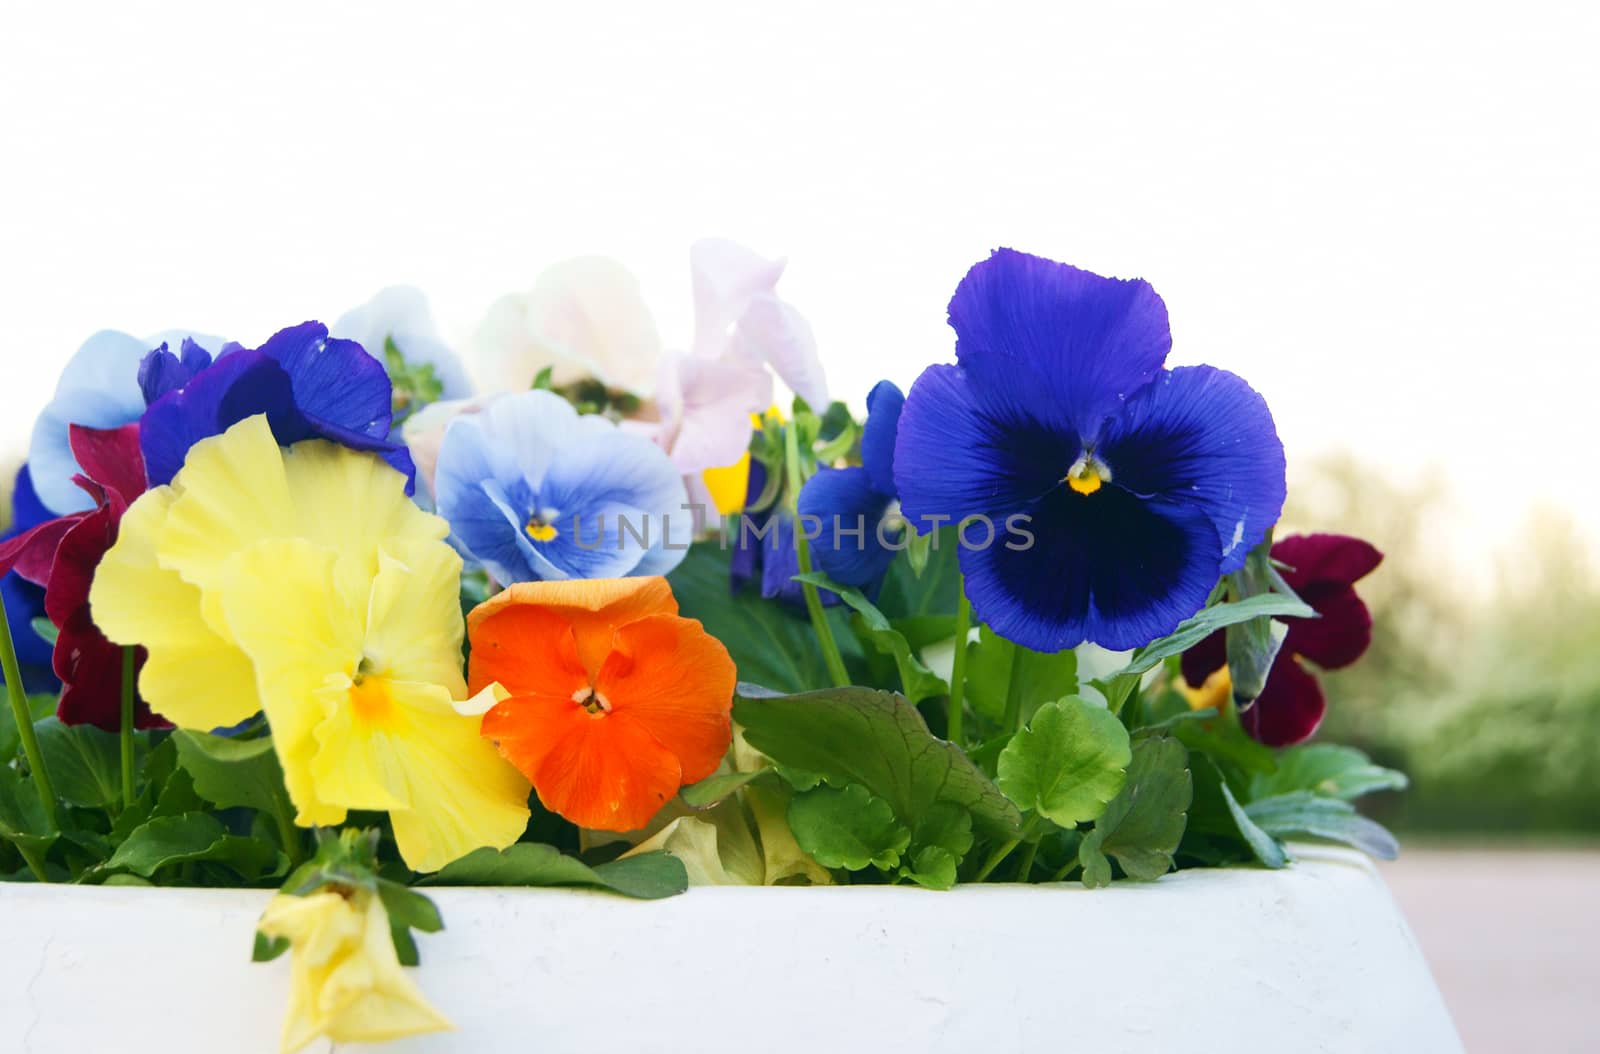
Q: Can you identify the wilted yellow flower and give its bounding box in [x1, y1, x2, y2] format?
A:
[258, 890, 450, 1054]
[90, 415, 531, 871]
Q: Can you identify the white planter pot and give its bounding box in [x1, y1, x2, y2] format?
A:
[2, 845, 1458, 1053]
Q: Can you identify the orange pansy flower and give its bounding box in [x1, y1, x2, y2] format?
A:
[466, 577, 736, 832]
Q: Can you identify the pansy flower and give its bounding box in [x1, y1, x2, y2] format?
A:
[894, 249, 1287, 652]
[434, 390, 691, 584]
[798, 380, 907, 589]
[28, 328, 222, 515]
[1181, 533, 1383, 746]
[138, 323, 416, 492]
[257, 888, 450, 1053]
[464, 577, 736, 832]
[0, 425, 162, 729]
[90, 416, 531, 871]
[472, 241, 827, 478]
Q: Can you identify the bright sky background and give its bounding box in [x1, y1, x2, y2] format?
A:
[2, 1, 1596, 587]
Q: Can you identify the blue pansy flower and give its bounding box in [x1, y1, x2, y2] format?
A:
[138, 323, 417, 490]
[434, 390, 691, 583]
[894, 249, 1286, 652]
[798, 380, 906, 589]
[1, 467, 61, 693]
[28, 328, 223, 514]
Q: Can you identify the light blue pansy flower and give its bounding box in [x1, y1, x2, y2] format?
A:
[435, 390, 691, 583]
[28, 328, 223, 514]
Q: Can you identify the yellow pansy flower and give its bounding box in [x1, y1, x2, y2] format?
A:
[257, 889, 450, 1054]
[90, 414, 531, 871]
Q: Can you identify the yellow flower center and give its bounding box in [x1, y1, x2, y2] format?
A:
[526, 517, 558, 543]
[348, 674, 396, 726]
[1064, 451, 1112, 495]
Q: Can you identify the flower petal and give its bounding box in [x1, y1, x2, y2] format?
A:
[1274, 533, 1384, 593]
[960, 484, 1221, 652]
[139, 350, 300, 488]
[1101, 365, 1287, 575]
[729, 292, 828, 410]
[260, 322, 393, 440]
[1285, 583, 1373, 671]
[1179, 629, 1227, 688]
[595, 612, 736, 785]
[474, 257, 662, 397]
[947, 249, 1171, 445]
[858, 380, 904, 496]
[690, 238, 787, 357]
[88, 488, 262, 732]
[469, 577, 677, 679]
[530, 700, 685, 832]
[468, 603, 591, 698]
[798, 466, 898, 587]
[894, 363, 1074, 527]
[1240, 655, 1326, 746]
[67, 423, 145, 507]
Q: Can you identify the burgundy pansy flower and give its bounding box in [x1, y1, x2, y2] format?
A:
[1180, 532, 1382, 746]
[0, 423, 162, 730]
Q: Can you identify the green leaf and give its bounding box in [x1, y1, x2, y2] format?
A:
[0, 763, 56, 854]
[419, 843, 688, 899]
[679, 768, 771, 810]
[964, 626, 1078, 726]
[103, 812, 285, 880]
[34, 717, 131, 809]
[1248, 744, 1408, 802]
[377, 878, 444, 966]
[668, 543, 859, 693]
[910, 802, 975, 860]
[787, 783, 911, 871]
[794, 572, 946, 703]
[1093, 594, 1315, 711]
[1173, 704, 1279, 776]
[1220, 781, 1288, 868]
[998, 696, 1131, 827]
[903, 846, 959, 890]
[174, 730, 289, 813]
[252, 932, 291, 963]
[734, 685, 1022, 837]
[1244, 792, 1400, 860]
[1078, 737, 1192, 887]
[531, 364, 555, 390]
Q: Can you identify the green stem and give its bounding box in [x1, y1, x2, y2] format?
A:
[1000, 649, 1026, 735]
[946, 589, 972, 746]
[783, 424, 849, 688]
[1014, 840, 1040, 883]
[1, 599, 56, 832]
[270, 783, 305, 866]
[119, 646, 136, 810]
[16, 842, 49, 882]
[972, 837, 1020, 883]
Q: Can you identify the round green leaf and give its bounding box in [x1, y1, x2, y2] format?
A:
[998, 696, 1132, 828]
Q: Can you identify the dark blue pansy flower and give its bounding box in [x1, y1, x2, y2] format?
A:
[894, 249, 1286, 652]
[1, 467, 61, 693]
[139, 324, 416, 491]
[798, 380, 906, 589]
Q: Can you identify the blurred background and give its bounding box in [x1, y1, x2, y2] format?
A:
[2, 2, 1595, 1048]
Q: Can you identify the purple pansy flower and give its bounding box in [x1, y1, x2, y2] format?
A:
[798, 380, 906, 589]
[138, 324, 416, 491]
[894, 249, 1286, 652]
